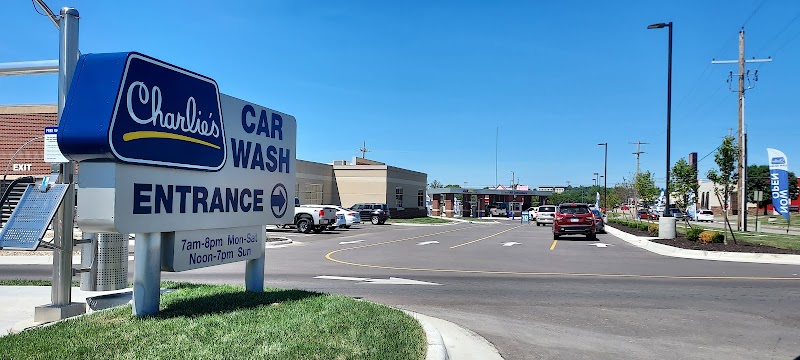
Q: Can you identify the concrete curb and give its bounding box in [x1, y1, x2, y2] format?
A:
[265, 237, 292, 247]
[389, 222, 456, 227]
[403, 310, 504, 360]
[402, 310, 449, 360]
[606, 225, 800, 265]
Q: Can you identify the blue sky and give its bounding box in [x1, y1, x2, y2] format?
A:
[2, 1, 799, 189]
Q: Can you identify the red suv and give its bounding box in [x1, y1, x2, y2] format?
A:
[553, 203, 596, 240]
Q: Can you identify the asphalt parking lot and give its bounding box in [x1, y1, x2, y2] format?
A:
[4, 220, 799, 359]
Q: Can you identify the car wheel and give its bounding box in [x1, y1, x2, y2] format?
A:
[553, 234, 560, 240]
[297, 218, 312, 234]
[343, 225, 351, 229]
[313, 226, 325, 234]
[371, 215, 380, 225]
[378, 220, 386, 225]
[587, 234, 596, 240]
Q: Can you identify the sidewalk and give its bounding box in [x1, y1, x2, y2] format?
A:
[605, 225, 800, 265]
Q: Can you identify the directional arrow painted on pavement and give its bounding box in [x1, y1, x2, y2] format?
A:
[501, 242, 521, 247]
[365, 277, 441, 285]
[588, 242, 612, 248]
[314, 276, 441, 285]
[339, 240, 365, 244]
[417, 241, 439, 245]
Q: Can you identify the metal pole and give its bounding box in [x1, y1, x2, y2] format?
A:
[33, 0, 61, 29]
[664, 22, 673, 217]
[133, 232, 162, 316]
[603, 143, 608, 211]
[0, 60, 59, 76]
[738, 29, 747, 231]
[52, 7, 80, 307]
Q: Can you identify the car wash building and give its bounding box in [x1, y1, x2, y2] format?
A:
[427, 187, 552, 218]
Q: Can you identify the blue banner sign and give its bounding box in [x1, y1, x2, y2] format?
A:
[767, 148, 790, 221]
[59, 52, 226, 171]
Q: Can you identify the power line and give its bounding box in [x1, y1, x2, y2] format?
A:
[741, 0, 768, 28]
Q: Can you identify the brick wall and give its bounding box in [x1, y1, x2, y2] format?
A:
[0, 106, 57, 178]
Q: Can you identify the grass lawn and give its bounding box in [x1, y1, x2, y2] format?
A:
[0, 282, 425, 360]
[746, 213, 800, 229]
[388, 217, 453, 224]
[675, 222, 800, 251]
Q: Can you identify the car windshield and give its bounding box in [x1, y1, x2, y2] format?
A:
[592, 209, 602, 216]
[560, 207, 589, 214]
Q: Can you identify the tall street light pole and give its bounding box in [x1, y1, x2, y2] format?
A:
[598, 143, 607, 211]
[648, 21, 673, 217]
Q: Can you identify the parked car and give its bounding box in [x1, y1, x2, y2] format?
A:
[350, 203, 390, 225]
[553, 203, 596, 240]
[535, 205, 557, 226]
[790, 205, 799, 213]
[668, 208, 687, 220]
[590, 208, 605, 234]
[525, 207, 538, 220]
[693, 209, 714, 222]
[328, 205, 361, 228]
[637, 209, 658, 220]
[292, 200, 338, 233]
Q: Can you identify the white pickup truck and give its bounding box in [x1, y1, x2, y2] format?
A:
[292, 199, 338, 233]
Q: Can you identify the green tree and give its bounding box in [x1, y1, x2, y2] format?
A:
[428, 180, 443, 189]
[634, 171, 659, 204]
[706, 135, 738, 212]
[747, 164, 798, 214]
[670, 158, 698, 210]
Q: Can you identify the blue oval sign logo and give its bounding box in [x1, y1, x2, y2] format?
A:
[109, 54, 226, 171]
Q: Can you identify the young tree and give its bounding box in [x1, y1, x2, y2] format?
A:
[747, 164, 798, 214]
[634, 171, 659, 204]
[706, 135, 737, 212]
[670, 158, 698, 210]
[428, 180, 443, 189]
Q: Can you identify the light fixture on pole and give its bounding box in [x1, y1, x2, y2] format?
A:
[647, 21, 673, 217]
[597, 143, 608, 211]
[593, 172, 599, 187]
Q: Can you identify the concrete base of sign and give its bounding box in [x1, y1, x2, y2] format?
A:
[34, 302, 86, 323]
[658, 216, 677, 239]
[245, 226, 267, 292]
[245, 256, 264, 292]
[133, 232, 162, 317]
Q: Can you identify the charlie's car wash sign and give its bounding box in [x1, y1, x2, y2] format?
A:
[162, 226, 264, 272]
[109, 54, 227, 170]
[58, 52, 296, 235]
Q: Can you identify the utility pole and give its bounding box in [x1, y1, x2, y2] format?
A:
[630, 141, 648, 211]
[712, 27, 772, 232]
[359, 141, 369, 159]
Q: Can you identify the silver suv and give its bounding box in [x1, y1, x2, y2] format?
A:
[535, 205, 556, 226]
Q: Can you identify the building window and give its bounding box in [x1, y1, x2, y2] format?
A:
[418, 190, 424, 207]
[297, 183, 323, 205]
[395, 187, 403, 208]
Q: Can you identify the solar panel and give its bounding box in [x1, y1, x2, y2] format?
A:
[0, 184, 69, 251]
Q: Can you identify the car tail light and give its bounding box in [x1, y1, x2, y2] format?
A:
[585, 216, 593, 223]
[319, 209, 325, 217]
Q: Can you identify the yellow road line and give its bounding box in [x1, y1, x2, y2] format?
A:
[323, 252, 800, 281]
[450, 225, 524, 249]
[323, 226, 800, 281]
[550, 240, 558, 251]
[330, 226, 476, 253]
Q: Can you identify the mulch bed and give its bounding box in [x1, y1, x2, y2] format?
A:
[610, 222, 800, 255]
